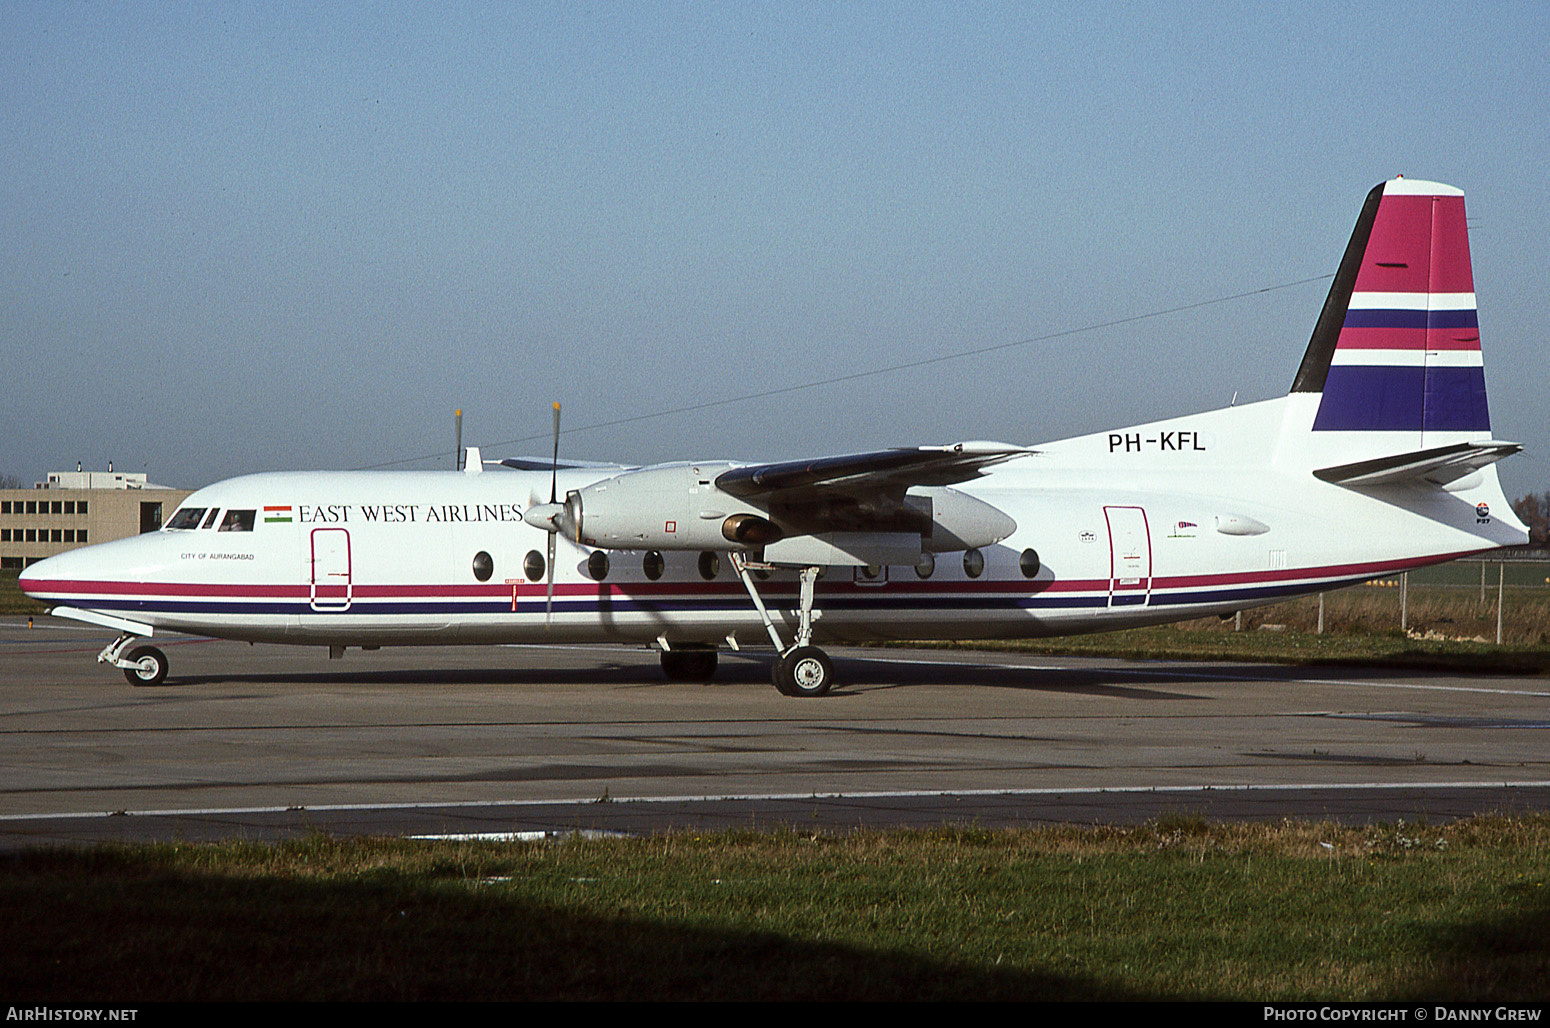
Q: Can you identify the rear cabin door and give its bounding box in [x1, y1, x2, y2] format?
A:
[310, 527, 352, 611]
[1104, 506, 1152, 607]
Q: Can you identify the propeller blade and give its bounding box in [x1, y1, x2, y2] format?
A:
[549, 401, 561, 504]
[545, 529, 556, 627]
[546, 400, 560, 627]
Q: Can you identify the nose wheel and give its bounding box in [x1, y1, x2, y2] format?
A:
[121, 645, 169, 686]
[99, 634, 171, 687]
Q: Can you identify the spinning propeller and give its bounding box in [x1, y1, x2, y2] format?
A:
[520, 402, 566, 625]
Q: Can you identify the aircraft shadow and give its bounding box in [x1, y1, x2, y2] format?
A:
[161, 647, 1496, 700]
[1, 847, 1163, 1002]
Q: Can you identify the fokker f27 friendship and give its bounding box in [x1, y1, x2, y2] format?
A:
[21, 179, 1528, 696]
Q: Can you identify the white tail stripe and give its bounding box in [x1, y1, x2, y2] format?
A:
[1381, 177, 1465, 197]
[1346, 292, 1476, 311]
[1329, 349, 1484, 368]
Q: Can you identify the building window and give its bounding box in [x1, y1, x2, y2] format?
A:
[25, 529, 35, 542]
[64, 530, 75, 543]
[51, 501, 62, 514]
[78, 530, 87, 543]
[64, 501, 75, 515]
[51, 529, 62, 542]
[1, 501, 9, 514]
[78, 501, 88, 515]
[0, 530, 8, 542]
[25, 501, 36, 515]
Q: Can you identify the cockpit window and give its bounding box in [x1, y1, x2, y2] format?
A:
[219, 509, 256, 532]
[165, 508, 207, 531]
[200, 509, 222, 530]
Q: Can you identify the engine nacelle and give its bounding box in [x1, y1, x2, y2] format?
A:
[563, 463, 770, 551]
[913, 486, 1018, 552]
[556, 463, 1017, 559]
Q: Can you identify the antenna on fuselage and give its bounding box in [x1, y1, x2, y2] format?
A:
[454, 409, 464, 470]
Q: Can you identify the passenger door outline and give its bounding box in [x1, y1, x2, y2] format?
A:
[310, 527, 352, 611]
[1104, 506, 1151, 608]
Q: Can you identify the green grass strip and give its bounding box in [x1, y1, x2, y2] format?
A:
[2, 817, 1547, 1001]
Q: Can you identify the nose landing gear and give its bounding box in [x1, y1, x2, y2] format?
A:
[101, 634, 170, 687]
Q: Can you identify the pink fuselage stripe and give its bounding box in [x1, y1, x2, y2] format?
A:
[22, 550, 1486, 605]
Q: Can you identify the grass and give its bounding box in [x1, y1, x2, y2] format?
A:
[1, 817, 1546, 1001]
[0, 572, 46, 615]
[930, 576, 1550, 674]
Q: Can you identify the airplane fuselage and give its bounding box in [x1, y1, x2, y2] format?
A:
[21, 394, 1521, 653]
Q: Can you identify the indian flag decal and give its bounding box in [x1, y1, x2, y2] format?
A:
[264, 505, 293, 523]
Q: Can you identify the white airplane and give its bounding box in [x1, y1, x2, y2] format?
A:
[20, 178, 1528, 696]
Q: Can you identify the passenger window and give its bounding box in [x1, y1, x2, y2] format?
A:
[963, 548, 985, 579]
[165, 508, 207, 530]
[219, 510, 256, 532]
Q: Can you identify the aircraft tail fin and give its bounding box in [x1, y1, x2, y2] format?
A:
[1290, 177, 1492, 437]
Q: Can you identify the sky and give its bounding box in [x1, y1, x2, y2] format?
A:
[2, 2, 1546, 499]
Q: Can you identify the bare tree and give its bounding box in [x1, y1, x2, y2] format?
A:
[1511, 492, 1550, 546]
[0, 473, 24, 490]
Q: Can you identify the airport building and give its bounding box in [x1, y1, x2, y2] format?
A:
[0, 469, 193, 571]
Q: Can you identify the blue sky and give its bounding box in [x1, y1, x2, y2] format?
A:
[3, 2, 1546, 498]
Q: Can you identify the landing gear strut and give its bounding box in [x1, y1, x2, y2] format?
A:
[732, 555, 834, 697]
[100, 634, 170, 686]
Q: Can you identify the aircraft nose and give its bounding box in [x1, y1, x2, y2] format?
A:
[17, 534, 167, 604]
[17, 555, 52, 599]
[18, 549, 84, 601]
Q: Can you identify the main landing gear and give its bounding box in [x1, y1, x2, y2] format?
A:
[660, 646, 718, 682]
[731, 555, 836, 698]
[101, 634, 170, 686]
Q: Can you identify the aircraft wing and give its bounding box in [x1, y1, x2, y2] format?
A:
[1313, 441, 1521, 487]
[715, 442, 1033, 500]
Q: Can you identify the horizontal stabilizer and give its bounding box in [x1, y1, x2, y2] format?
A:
[1313, 440, 1520, 487]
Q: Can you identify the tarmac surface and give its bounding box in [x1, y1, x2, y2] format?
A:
[3, 617, 1548, 849]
